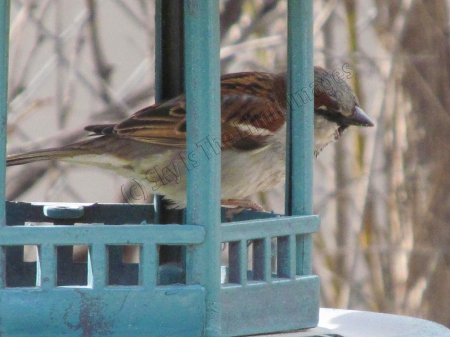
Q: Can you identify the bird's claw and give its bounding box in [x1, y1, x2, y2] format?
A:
[221, 199, 266, 221]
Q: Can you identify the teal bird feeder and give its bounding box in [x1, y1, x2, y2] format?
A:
[0, 1, 319, 336]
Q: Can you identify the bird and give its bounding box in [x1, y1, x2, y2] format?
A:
[7, 67, 374, 211]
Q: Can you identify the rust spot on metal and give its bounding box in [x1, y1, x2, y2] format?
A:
[64, 290, 113, 336]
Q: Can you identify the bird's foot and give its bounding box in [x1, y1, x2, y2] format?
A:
[221, 199, 266, 221]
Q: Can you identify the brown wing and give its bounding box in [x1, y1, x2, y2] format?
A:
[219, 72, 286, 150]
[112, 96, 188, 146]
[88, 72, 287, 150]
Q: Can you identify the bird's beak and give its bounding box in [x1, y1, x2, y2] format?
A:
[345, 106, 374, 127]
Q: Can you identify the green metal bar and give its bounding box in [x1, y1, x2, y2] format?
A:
[154, 0, 162, 106]
[221, 215, 320, 242]
[296, 234, 310, 276]
[263, 238, 272, 282]
[141, 244, 157, 288]
[286, 0, 314, 275]
[276, 236, 290, 278]
[228, 241, 240, 284]
[39, 244, 56, 290]
[0, 1, 10, 226]
[239, 240, 247, 286]
[252, 239, 264, 281]
[289, 234, 296, 279]
[0, 225, 205, 245]
[0, 0, 9, 289]
[90, 244, 106, 289]
[184, 1, 221, 335]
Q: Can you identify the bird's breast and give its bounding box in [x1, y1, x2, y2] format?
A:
[313, 114, 341, 155]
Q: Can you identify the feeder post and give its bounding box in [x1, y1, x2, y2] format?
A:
[184, 1, 222, 336]
[286, 0, 314, 275]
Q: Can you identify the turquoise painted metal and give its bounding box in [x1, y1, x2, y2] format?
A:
[1, 202, 208, 336]
[184, 1, 222, 336]
[0, 0, 10, 294]
[0, 0, 9, 227]
[287, 0, 314, 216]
[0, 0, 319, 336]
[286, 0, 315, 278]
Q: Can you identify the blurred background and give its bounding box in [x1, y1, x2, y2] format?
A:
[5, 0, 450, 327]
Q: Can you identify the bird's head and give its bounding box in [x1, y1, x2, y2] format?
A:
[312, 66, 374, 155]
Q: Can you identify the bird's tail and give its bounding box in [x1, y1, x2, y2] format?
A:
[6, 148, 83, 166]
[7, 124, 120, 167]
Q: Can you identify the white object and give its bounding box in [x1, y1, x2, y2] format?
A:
[259, 308, 450, 337]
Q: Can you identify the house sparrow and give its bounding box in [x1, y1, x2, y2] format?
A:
[7, 67, 373, 209]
